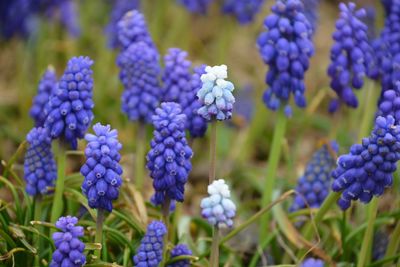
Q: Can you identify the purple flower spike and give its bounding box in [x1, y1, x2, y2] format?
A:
[24, 127, 56, 196]
[302, 0, 320, 34]
[50, 216, 86, 267]
[327, 2, 375, 110]
[30, 66, 57, 127]
[222, 0, 265, 24]
[117, 41, 161, 124]
[133, 220, 167, 267]
[45, 56, 94, 149]
[331, 115, 400, 210]
[290, 141, 338, 212]
[146, 102, 193, 205]
[177, 0, 214, 14]
[377, 83, 400, 123]
[301, 258, 325, 267]
[167, 244, 193, 267]
[105, 0, 140, 48]
[117, 9, 154, 49]
[257, 0, 314, 116]
[80, 123, 123, 212]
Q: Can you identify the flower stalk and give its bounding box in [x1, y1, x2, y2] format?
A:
[50, 143, 66, 231]
[94, 208, 105, 259]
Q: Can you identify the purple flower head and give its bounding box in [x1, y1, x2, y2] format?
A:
[331, 116, 400, 210]
[117, 9, 154, 49]
[177, 0, 214, 14]
[197, 65, 235, 121]
[167, 244, 193, 267]
[146, 102, 193, 205]
[290, 141, 338, 212]
[222, 0, 265, 24]
[378, 0, 400, 95]
[50, 216, 86, 267]
[118, 41, 161, 124]
[257, 0, 314, 117]
[200, 179, 236, 228]
[24, 127, 56, 196]
[302, 0, 320, 34]
[0, 0, 35, 39]
[30, 66, 57, 127]
[373, 230, 389, 260]
[133, 220, 167, 267]
[44, 56, 94, 149]
[58, 0, 80, 37]
[301, 258, 324, 267]
[105, 0, 140, 48]
[80, 123, 123, 212]
[377, 83, 400, 123]
[327, 2, 374, 110]
[382, 0, 393, 16]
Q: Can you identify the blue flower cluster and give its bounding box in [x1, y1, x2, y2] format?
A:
[257, 0, 314, 117]
[377, 85, 400, 123]
[301, 258, 324, 267]
[177, 0, 214, 14]
[162, 48, 192, 103]
[24, 127, 57, 196]
[105, 0, 140, 48]
[303, 0, 320, 34]
[167, 244, 193, 267]
[50, 216, 86, 267]
[80, 123, 123, 212]
[197, 65, 235, 121]
[378, 0, 400, 94]
[289, 141, 338, 212]
[133, 220, 167, 267]
[184, 65, 208, 137]
[200, 179, 236, 228]
[146, 102, 193, 205]
[117, 41, 161, 124]
[222, 0, 265, 24]
[332, 116, 400, 210]
[45, 56, 94, 149]
[30, 66, 57, 127]
[117, 10, 154, 49]
[327, 3, 373, 110]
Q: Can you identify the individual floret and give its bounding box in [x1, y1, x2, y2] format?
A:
[167, 244, 193, 267]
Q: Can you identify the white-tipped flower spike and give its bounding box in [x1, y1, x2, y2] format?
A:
[197, 65, 235, 121]
[200, 179, 236, 228]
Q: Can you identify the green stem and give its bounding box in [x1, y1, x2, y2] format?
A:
[34, 196, 42, 265]
[210, 226, 220, 267]
[260, 109, 287, 241]
[136, 123, 146, 190]
[161, 197, 171, 266]
[50, 143, 66, 231]
[95, 209, 105, 259]
[209, 121, 217, 183]
[357, 198, 379, 267]
[383, 220, 400, 266]
[358, 81, 376, 143]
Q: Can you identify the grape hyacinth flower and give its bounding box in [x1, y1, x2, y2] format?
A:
[58, 0, 81, 37]
[167, 244, 193, 267]
[301, 258, 325, 267]
[197, 65, 235, 121]
[257, 0, 314, 116]
[290, 141, 338, 212]
[105, 0, 140, 48]
[372, 230, 389, 260]
[117, 9, 154, 49]
[133, 220, 167, 267]
[177, 0, 214, 14]
[44, 56, 94, 149]
[327, 3, 373, 110]
[162, 48, 192, 103]
[80, 123, 123, 212]
[331, 115, 400, 210]
[30, 66, 57, 127]
[146, 102, 193, 205]
[377, 83, 400, 123]
[222, 0, 265, 24]
[118, 41, 161, 123]
[302, 0, 320, 34]
[200, 179, 236, 228]
[50, 216, 86, 267]
[185, 65, 208, 137]
[24, 127, 56, 196]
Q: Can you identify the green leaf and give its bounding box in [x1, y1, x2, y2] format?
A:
[0, 248, 27, 261]
[85, 243, 102, 251]
[112, 210, 145, 235]
[0, 176, 23, 222]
